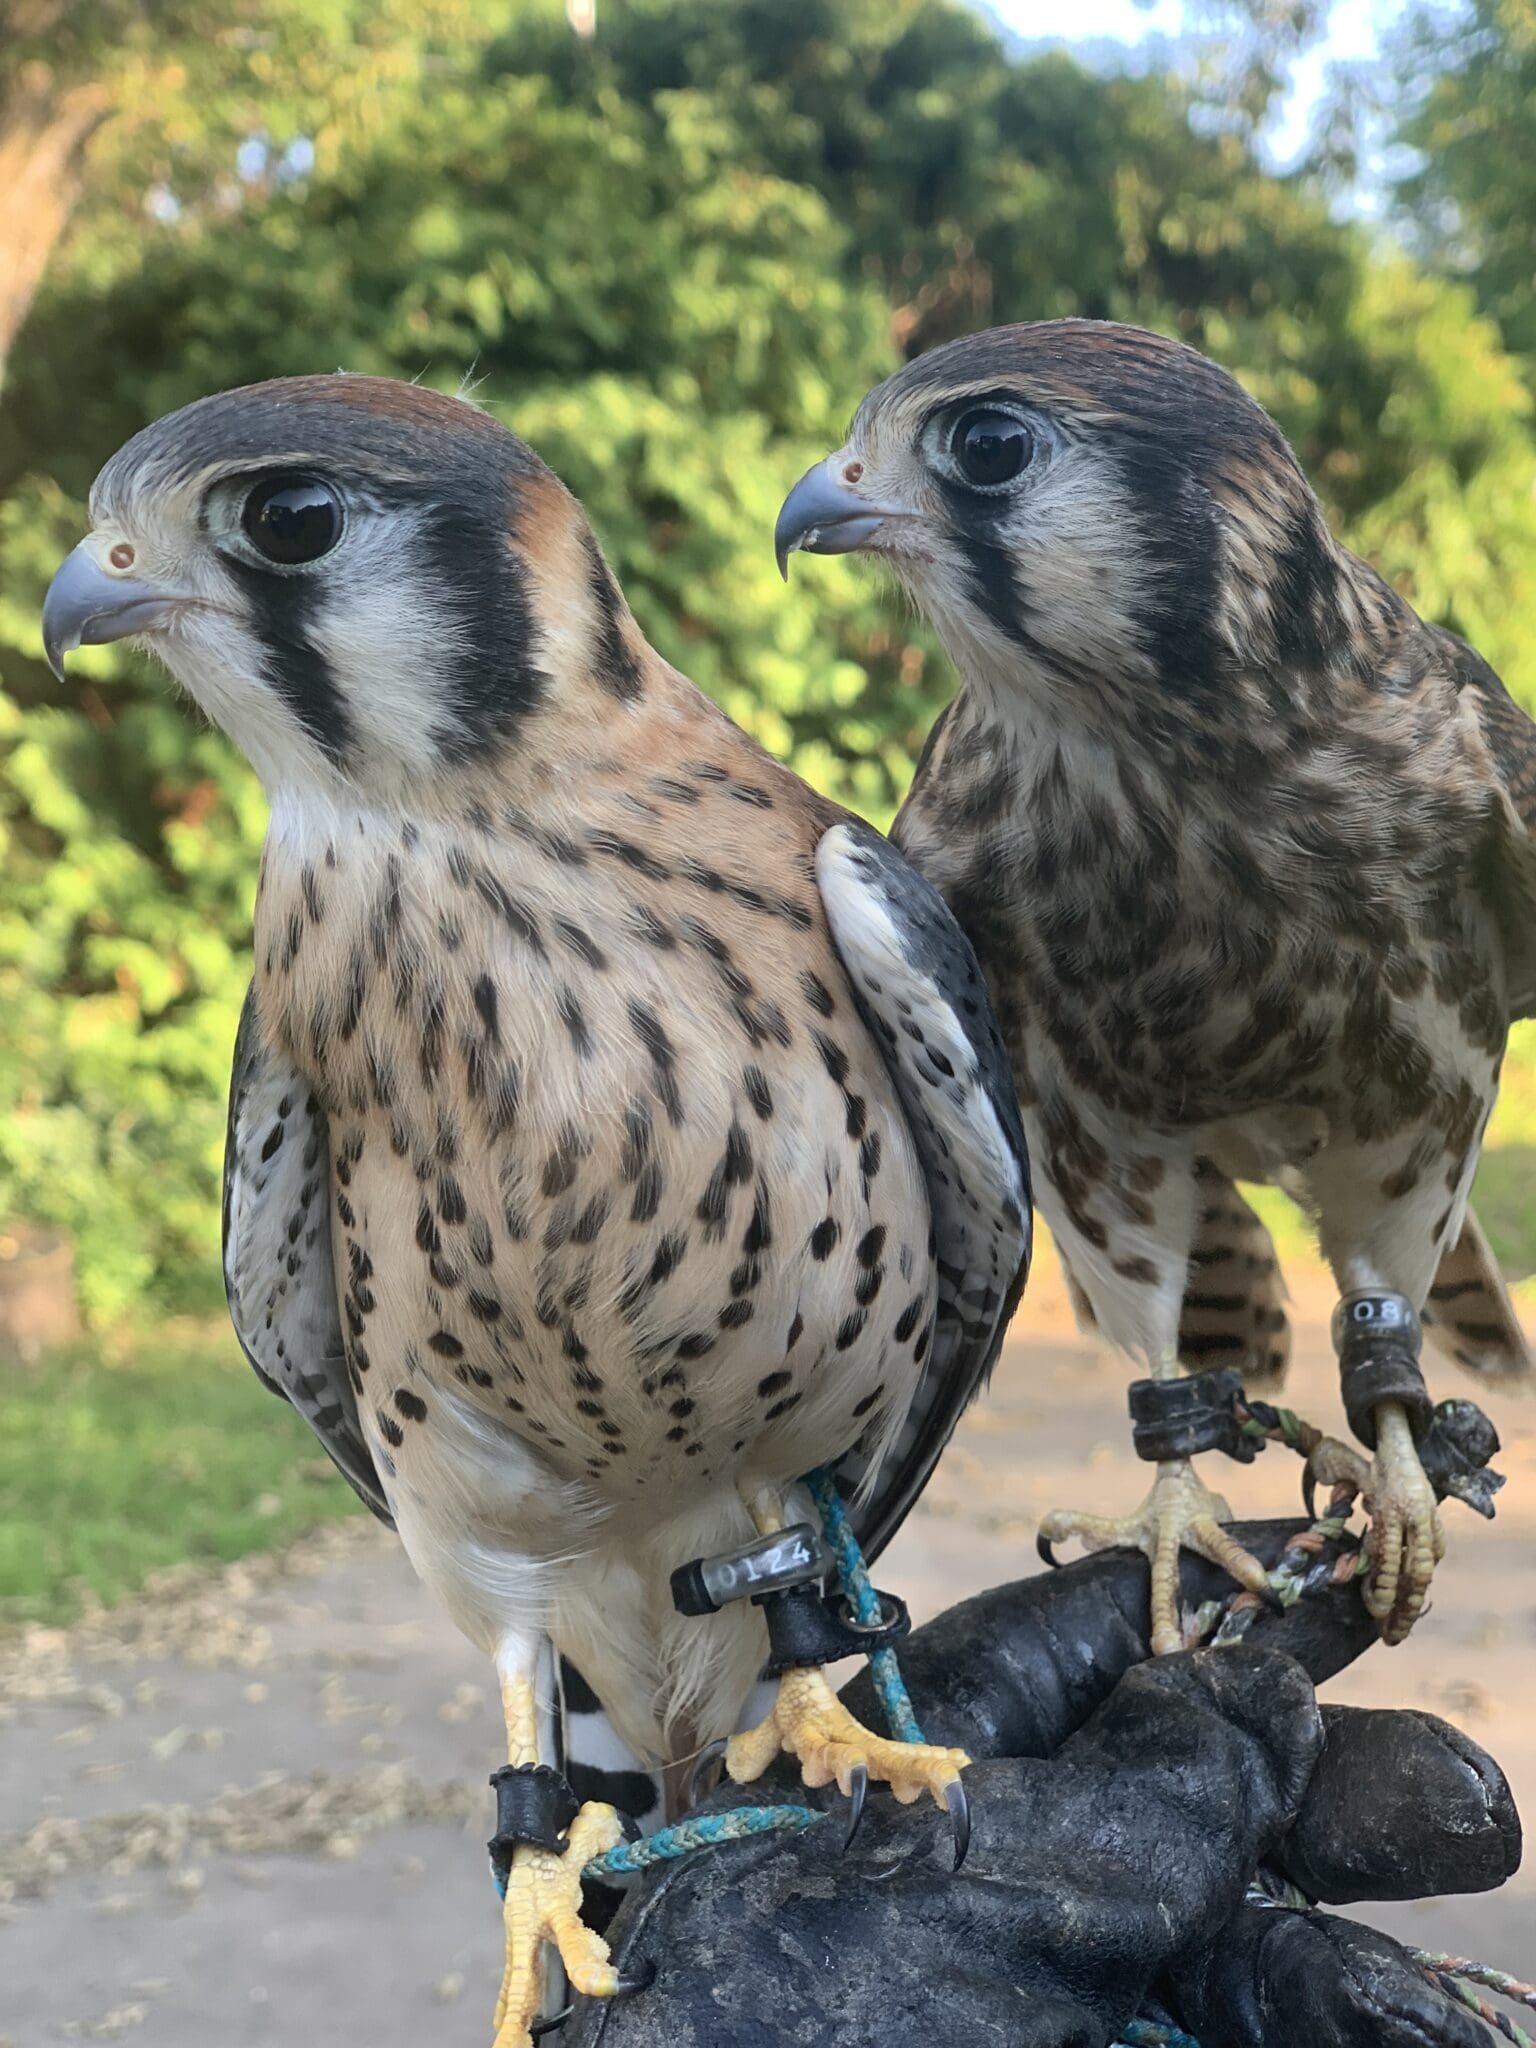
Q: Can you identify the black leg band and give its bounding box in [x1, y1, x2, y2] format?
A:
[1332, 1293, 1433, 1447]
[488, 1762, 581, 1885]
[1127, 1366, 1256, 1462]
[757, 1580, 911, 1680]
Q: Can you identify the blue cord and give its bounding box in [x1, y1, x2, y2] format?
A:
[584, 1803, 821, 1881]
[805, 1467, 925, 1744]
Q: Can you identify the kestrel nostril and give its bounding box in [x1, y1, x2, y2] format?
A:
[843, 462, 864, 483]
[109, 543, 136, 570]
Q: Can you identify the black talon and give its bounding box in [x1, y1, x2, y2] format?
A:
[945, 1775, 971, 1872]
[842, 1763, 869, 1854]
[532, 2003, 574, 2039]
[1036, 1530, 1061, 1569]
[614, 1962, 656, 1999]
[686, 1736, 728, 1809]
[1302, 1462, 1319, 1523]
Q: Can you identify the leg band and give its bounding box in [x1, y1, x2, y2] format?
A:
[669, 1522, 829, 1616]
[488, 1761, 580, 1886]
[1127, 1366, 1254, 1461]
[757, 1580, 911, 1680]
[1332, 1292, 1432, 1446]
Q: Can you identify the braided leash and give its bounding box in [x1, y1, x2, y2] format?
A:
[584, 1802, 820, 1880]
[805, 1466, 926, 1744]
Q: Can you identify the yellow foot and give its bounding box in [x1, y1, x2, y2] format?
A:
[492, 1801, 627, 2048]
[725, 1663, 971, 1862]
[1306, 1406, 1444, 1645]
[1038, 1457, 1273, 1656]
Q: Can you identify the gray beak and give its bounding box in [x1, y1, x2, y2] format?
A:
[42, 543, 180, 682]
[774, 462, 897, 580]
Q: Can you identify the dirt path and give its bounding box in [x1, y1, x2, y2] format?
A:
[3, 1254, 1531, 2045]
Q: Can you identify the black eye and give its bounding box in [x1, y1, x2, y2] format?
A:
[951, 410, 1031, 489]
[241, 476, 343, 565]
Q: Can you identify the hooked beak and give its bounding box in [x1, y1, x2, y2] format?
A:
[774, 460, 901, 580]
[42, 542, 183, 682]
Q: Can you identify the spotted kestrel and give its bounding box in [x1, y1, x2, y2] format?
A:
[43, 375, 1030, 2045]
[777, 318, 1532, 1655]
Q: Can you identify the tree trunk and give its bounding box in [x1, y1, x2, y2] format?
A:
[0, 62, 111, 374]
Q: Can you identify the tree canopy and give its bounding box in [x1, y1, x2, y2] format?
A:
[3, 0, 1534, 1317]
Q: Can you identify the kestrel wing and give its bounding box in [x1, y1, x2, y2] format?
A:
[1449, 634, 1536, 1016]
[814, 819, 1032, 1566]
[223, 982, 393, 1525]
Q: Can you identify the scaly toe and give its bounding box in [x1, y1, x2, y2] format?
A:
[729, 1665, 971, 1828]
[492, 1803, 626, 2048]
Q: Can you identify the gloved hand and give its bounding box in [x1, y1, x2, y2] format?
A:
[563, 1520, 1523, 2048]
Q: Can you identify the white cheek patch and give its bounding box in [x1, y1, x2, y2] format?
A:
[304, 508, 475, 786]
[903, 454, 1161, 696]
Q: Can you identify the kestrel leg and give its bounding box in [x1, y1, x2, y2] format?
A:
[1037, 1345, 1274, 1655]
[724, 1487, 971, 1854]
[488, 1639, 639, 2048]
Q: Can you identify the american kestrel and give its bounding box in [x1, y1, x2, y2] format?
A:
[776, 319, 1532, 1657]
[43, 375, 1030, 2045]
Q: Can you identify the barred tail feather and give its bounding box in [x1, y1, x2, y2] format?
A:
[1423, 1208, 1532, 1384]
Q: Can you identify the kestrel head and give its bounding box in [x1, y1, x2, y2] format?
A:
[776, 320, 1345, 709]
[43, 375, 646, 798]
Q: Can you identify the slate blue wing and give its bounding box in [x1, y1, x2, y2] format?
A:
[223, 982, 393, 1525]
[814, 818, 1032, 1564]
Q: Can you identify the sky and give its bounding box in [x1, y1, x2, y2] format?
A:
[987, 0, 1403, 163]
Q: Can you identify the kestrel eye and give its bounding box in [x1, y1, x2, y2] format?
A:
[951, 411, 1031, 489]
[241, 476, 344, 565]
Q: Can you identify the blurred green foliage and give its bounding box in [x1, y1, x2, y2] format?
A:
[0, 1323, 360, 1622]
[3, 0, 1536, 1320]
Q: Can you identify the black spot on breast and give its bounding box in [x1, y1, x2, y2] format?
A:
[555, 918, 608, 970]
[786, 1313, 804, 1350]
[800, 970, 835, 1017]
[630, 1162, 663, 1223]
[628, 1000, 683, 1124]
[377, 1411, 405, 1448]
[851, 1384, 885, 1417]
[815, 1034, 850, 1087]
[742, 1183, 772, 1255]
[557, 986, 593, 1059]
[835, 1311, 867, 1350]
[649, 1232, 687, 1286]
[743, 1066, 774, 1120]
[764, 1392, 803, 1420]
[894, 1297, 924, 1342]
[474, 873, 545, 955]
[428, 1330, 463, 1358]
[810, 1218, 840, 1260]
[758, 1370, 791, 1398]
[719, 1299, 754, 1329]
[473, 976, 500, 1041]
[394, 1388, 428, 1423]
[589, 832, 671, 882]
[542, 1139, 580, 1198]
